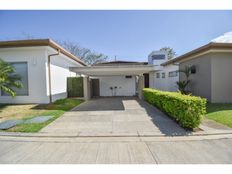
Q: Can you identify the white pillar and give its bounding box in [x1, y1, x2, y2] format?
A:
[138, 75, 144, 100]
[83, 76, 91, 100]
[149, 72, 155, 88]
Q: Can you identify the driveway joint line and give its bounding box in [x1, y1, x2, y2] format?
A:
[144, 141, 159, 164]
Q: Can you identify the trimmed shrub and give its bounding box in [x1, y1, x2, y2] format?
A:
[67, 77, 83, 97]
[143, 88, 207, 129]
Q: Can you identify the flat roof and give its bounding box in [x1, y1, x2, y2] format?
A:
[70, 65, 156, 76]
[93, 60, 148, 66]
[161, 42, 232, 66]
[0, 39, 86, 66]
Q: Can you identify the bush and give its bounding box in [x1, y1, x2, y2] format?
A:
[67, 77, 83, 97]
[143, 88, 207, 129]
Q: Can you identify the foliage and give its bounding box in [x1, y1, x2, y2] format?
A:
[159, 47, 176, 59]
[58, 41, 108, 65]
[67, 77, 83, 97]
[0, 58, 22, 97]
[206, 103, 232, 128]
[143, 88, 207, 129]
[176, 81, 190, 94]
[176, 66, 192, 94]
[19, 33, 108, 65]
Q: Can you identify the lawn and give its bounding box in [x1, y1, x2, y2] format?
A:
[206, 103, 232, 128]
[0, 98, 84, 132]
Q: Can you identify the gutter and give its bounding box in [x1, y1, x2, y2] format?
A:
[48, 49, 60, 103]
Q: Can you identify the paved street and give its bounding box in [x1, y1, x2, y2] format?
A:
[0, 135, 232, 164]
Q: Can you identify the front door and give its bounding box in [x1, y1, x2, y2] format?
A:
[144, 73, 149, 88]
[92, 79, 100, 97]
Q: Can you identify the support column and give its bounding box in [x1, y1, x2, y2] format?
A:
[138, 74, 144, 100]
[83, 76, 91, 101]
[149, 72, 155, 88]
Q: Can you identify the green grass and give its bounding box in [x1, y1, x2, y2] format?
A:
[1, 98, 84, 133]
[206, 103, 232, 128]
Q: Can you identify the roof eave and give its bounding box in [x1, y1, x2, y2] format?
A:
[161, 42, 232, 66]
[0, 39, 87, 66]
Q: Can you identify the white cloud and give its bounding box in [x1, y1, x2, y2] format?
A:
[211, 32, 232, 43]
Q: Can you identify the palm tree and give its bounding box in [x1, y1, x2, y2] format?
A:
[176, 66, 192, 94]
[0, 58, 22, 97]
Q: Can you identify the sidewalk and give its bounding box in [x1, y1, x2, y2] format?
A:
[0, 133, 232, 164]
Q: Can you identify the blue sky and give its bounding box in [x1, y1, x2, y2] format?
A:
[0, 10, 232, 61]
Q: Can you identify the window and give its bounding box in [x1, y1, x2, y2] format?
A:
[162, 72, 165, 78]
[125, 75, 132, 79]
[169, 71, 178, 77]
[190, 65, 196, 74]
[152, 54, 165, 60]
[156, 73, 160, 78]
[1, 62, 29, 96]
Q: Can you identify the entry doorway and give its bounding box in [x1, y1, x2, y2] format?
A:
[144, 73, 149, 88]
[91, 79, 100, 97]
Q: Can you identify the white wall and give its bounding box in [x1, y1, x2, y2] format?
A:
[45, 48, 81, 102]
[149, 65, 179, 92]
[152, 71, 168, 91]
[148, 50, 179, 92]
[0, 47, 48, 103]
[0, 46, 83, 104]
[166, 65, 179, 92]
[148, 50, 168, 66]
[99, 76, 136, 96]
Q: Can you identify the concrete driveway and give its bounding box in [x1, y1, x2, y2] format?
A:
[41, 97, 188, 136]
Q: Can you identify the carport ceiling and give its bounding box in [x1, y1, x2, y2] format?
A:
[70, 65, 156, 76]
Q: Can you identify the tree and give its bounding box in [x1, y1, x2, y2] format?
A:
[0, 58, 22, 97]
[160, 47, 176, 59]
[19, 33, 109, 65]
[176, 66, 192, 94]
[58, 41, 108, 65]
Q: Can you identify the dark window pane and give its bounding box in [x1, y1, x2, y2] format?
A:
[152, 54, 165, 60]
[162, 72, 165, 78]
[2, 62, 28, 96]
[156, 73, 160, 78]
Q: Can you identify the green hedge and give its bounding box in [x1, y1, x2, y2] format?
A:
[143, 88, 207, 129]
[67, 77, 83, 97]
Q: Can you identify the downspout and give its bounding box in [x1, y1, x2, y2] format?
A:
[48, 49, 60, 103]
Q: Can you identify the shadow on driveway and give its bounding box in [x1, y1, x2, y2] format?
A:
[72, 97, 190, 136]
[136, 99, 191, 136]
[72, 97, 125, 111]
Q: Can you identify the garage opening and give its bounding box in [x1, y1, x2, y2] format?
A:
[94, 75, 136, 97]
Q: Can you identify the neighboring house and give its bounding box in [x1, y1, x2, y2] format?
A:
[0, 39, 86, 104]
[148, 51, 179, 92]
[162, 41, 232, 103]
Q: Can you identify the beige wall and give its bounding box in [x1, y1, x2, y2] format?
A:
[211, 53, 232, 103]
[179, 53, 212, 101]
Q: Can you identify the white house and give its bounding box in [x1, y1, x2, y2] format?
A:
[148, 51, 179, 92]
[0, 39, 179, 104]
[70, 61, 156, 100]
[70, 51, 179, 100]
[0, 39, 86, 104]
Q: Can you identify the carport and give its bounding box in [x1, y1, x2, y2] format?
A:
[70, 64, 156, 100]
